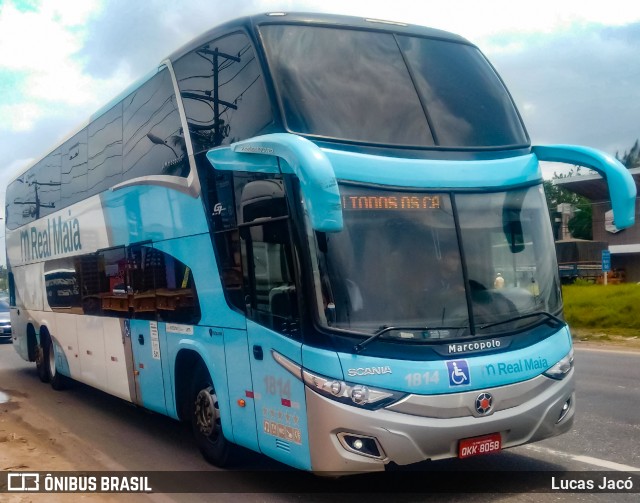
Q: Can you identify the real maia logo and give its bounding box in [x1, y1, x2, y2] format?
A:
[20, 214, 82, 262]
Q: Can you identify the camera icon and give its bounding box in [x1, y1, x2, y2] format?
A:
[7, 473, 40, 491]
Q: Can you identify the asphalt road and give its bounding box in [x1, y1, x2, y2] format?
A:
[0, 342, 638, 502]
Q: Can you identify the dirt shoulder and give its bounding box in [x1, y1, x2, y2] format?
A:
[0, 388, 145, 502]
[0, 391, 111, 472]
[570, 328, 640, 351]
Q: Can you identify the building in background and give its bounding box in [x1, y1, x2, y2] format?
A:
[554, 168, 640, 281]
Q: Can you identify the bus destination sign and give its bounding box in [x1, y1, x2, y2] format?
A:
[341, 194, 441, 211]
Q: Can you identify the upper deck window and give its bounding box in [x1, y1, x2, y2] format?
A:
[173, 32, 274, 154]
[260, 25, 528, 149]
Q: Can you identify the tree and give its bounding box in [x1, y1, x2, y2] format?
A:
[542, 178, 583, 214]
[617, 139, 640, 169]
[568, 201, 593, 240]
[543, 168, 593, 240]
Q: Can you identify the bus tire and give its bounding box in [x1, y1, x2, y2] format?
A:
[189, 363, 235, 467]
[47, 336, 67, 391]
[34, 328, 50, 384]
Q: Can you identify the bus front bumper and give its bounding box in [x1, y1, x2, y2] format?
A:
[306, 371, 574, 474]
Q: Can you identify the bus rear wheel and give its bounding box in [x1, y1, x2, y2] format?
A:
[47, 337, 67, 391]
[35, 332, 50, 383]
[189, 363, 236, 467]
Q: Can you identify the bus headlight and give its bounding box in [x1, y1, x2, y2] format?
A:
[271, 349, 405, 409]
[543, 349, 574, 380]
[301, 369, 405, 410]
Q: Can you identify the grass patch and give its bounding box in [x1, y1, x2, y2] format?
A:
[562, 283, 640, 335]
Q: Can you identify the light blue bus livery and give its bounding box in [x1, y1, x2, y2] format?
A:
[5, 13, 635, 473]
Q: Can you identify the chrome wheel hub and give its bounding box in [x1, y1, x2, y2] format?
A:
[194, 386, 218, 437]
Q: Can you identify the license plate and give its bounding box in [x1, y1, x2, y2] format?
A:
[458, 433, 502, 458]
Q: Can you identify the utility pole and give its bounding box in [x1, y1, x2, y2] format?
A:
[13, 180, 60, 219]
[181, 46, 240, 147]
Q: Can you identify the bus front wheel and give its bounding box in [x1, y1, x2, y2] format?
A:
[190, 363, 236, 467]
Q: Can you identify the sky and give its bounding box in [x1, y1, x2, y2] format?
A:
[1, 0, 640, 265]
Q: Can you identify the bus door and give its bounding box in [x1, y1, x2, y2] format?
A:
[127, 318, 167, 415]
[126, 244, 167, 415]
[241, 216, 311, 470]
[246, 324, 308, 468]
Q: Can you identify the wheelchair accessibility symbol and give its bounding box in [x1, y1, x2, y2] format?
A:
[446, 360, 470, 386]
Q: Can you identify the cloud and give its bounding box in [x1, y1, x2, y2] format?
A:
[490, 22, 640, 156]
[2, 2, 639, 174]
[0, 2, 83, 73]
[284, 0, 640, 42]
[0, 0, 123, 132]
[0, 102, 41, 131]
[76, 0, 260, 79]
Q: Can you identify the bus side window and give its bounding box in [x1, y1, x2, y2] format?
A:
[152, 249, 201, 325]
[32, 153, 61, 219]
[240, 220, 298, 333]
[44, 258, 82, 312]
[78, 254, 102, 315]
[127, 244, 201, 325]
[201, 162, 245, 313]
[172, 32, 274, 155]
[236, 177, 299, 336]
[126, 245, 157, 321]
[123, 68, 186, 180]
[61, 129, 88, 208]
[88, 102, 123, 193]
[214, 229, 245, 313]
[96, 247, 128, 317]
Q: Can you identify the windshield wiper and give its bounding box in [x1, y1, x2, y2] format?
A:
[478, 311, 565, 332]
[353, 325, 465, 353]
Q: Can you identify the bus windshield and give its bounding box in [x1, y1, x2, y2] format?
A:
[313, 184, 562, 340]
[260, 24, 528, 148]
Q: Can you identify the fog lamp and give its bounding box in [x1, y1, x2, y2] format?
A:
[338, 433, 383, 459]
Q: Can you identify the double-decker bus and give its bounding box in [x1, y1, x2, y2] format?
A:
[5, 13, 635, 473]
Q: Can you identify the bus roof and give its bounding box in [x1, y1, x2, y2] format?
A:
[167, 12, 471, 63]
[8, 12, 472, 183]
